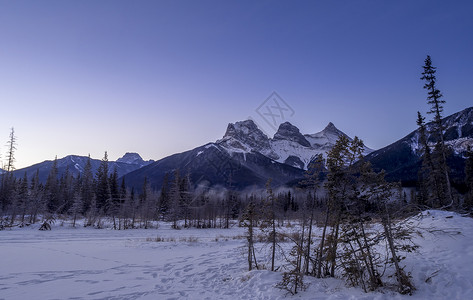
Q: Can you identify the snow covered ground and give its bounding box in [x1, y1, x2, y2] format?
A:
[1, 210, 472, 300]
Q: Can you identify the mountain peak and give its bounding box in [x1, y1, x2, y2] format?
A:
[273, 122, 311, 147]
[323, 122, 338, 132]
[219, 119, 270, 152]
[117, 152, 144, 164]
[223, 119, 260, 138]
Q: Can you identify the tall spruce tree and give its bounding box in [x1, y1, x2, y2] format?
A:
[464, 146, 473, 210]
[70, 179, 83, 228]
[169, 169, 181, 228]
[118, 177, 128, 229]
[1, 128, 17, 212]
[45, 157, 59, 212]
[5, 127, 17, 172]
[159, 173, 170, 218]
[415, 111, 444, 206]
[29, 170, 43, 224]
[109, 167, 120, 228]
[95, 151, 111, 214]
[81, 155, 94, 213]
[421, 55, 453, 207]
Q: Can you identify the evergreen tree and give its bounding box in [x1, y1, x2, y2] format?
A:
[139, 177, 153, 228]
[129, 187, 137, 228]
[159, 173, 170, 218]
[109, 167, 120, 228]
[179, 172, 193, 228]
[5, 127, 17, 173]
[8, 176, 20, 225]
[17, 172, 29, 223]
[416, 111, 442, 206]
[169, 169, 181, 228]
[59, 167, 75, 213]
[1, 127, 17, 212]
[29, 170, 43, 224]
[95, 151, 111, 214]
[421, 55, 453, 207]
[464, 146, 473, 210]
[81, 155, 94, 213]
[118, 177, 128, 229]
[44, 157, 59, 212]
[323, 135, 365, 277]
[70, 179, 83, 227]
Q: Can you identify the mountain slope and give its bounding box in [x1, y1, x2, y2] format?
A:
[12, 153, 153, 183]
[123, 120, 372, 190]
[122, 143, 305, 191]
[365, 106, 473, 184]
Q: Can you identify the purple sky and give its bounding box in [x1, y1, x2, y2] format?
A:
[1, 0, 472, 168]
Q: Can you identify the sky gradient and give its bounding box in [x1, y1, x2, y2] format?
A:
[1, 0, 472, 168]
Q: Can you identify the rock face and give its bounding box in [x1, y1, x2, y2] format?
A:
[273, 122, 311, 147]
[218, 119, 373, 170]
[116, 152, 154, 168]
[219, 120, 271, 153]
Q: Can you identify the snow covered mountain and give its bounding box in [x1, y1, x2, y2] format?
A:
[366, 106, 473, 184]
[122, 142, 305, 191]
[12, 153, 153, 183]
[123, 120, 373, 190]
[116, 152, 154, 168]
[217, 120, 373, 170]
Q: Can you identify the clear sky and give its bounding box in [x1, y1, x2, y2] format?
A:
[1, 0, 472, 168]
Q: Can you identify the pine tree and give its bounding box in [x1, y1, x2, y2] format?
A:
[109, 167, 120, 229]
[169, 169, 181, 229]
[95, 151, 111, 214]
[361, 168, 416, 294]
[5, 127, 17, 173]
[29, 170, 43, 224]
[81, 155, 94, 213]
[159, 173, 170, 218]
[59, 167, 75, 214]
[70, 179, 83, 228]
[421, 55, 453, 207]
[129, 187, 137, 228]
[323, 135, 365, 277]
[464, 147, 473, 210]
[8, 176, 20, 226]
[139, 177, 153, 228]
[179, 173, 193, 228]
[416, 111, 441, 206]
[18, 172, 29, 223]
[44, 157, 59, 212]
[1, 127, 17, 212]
[118, 177, 127, 229]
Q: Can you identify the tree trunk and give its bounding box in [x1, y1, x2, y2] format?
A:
[317, 205, 330, 278]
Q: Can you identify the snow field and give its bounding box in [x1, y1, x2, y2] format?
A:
[0, 210, 472, 300]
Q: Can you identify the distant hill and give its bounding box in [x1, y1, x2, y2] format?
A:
[12, 153, 154, 183]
